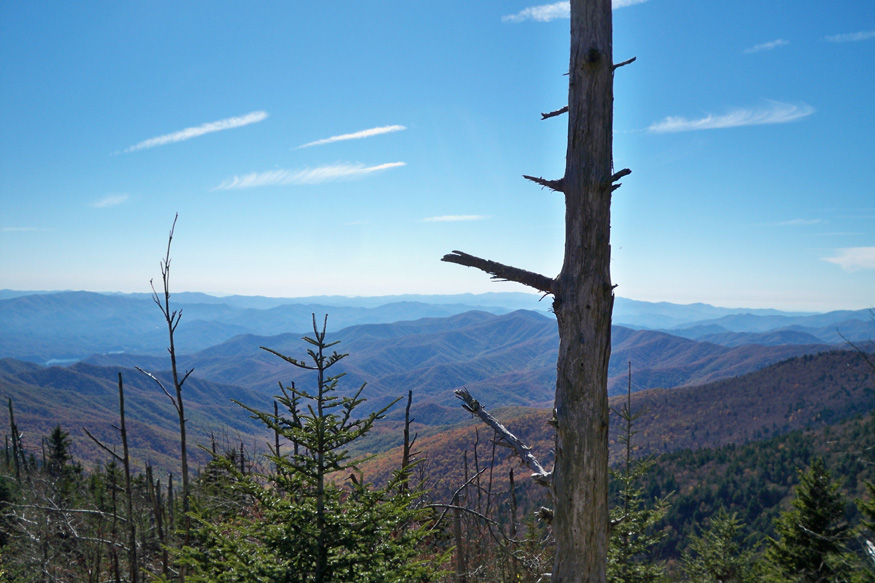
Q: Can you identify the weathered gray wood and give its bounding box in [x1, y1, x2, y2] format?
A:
[441, 0, 619, 580]
[550, 1, 615, 580]
[454, 388, 551, 486]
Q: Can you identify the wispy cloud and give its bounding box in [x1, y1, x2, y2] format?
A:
[770, 218, 823, 227]
[805, 232, 864, 237]
[648, 101, 815, 133]
[823, 247, 875, 271]
[214, 162, 405, 190]
[125, 111, 268, 153]
[824, 30, 875, 43]
[744, 39, 789, 54]
[91, 194, 130, 208]
[297, 125, 406, 149]
[421, 215, 489, 223]
[502, 0, 646, 23]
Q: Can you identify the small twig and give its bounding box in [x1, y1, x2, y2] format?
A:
[523, 175, 565, 193]
[541, 106, 568, 120]
[612, 56, 636, 70]
[426, 504, 498, 527]
[135, 367, 179, 411]
[611, 168, 631, 182]
[433, 468, 489, 530]
[6, 503, 128, 523]
[83, 427, 123, 463]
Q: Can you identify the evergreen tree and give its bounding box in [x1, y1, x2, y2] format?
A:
[46, 425, 72, 475]
[859, 481, 875, 574]
[607, 366, 668, 583]
[681, 507, 754, 583]
[177, 315, 442, 583]
[762, 458, 857, 582]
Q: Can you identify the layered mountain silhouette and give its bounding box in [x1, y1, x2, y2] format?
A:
[2, 290, 872, 478]
[81, 310, 844, 415]
[4, 290, 871, 364]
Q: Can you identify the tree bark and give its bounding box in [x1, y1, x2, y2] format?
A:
[441, 1, 616, 580]
[550, 1, 614, 581]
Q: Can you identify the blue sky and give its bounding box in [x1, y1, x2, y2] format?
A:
[1, 1, 873, 311]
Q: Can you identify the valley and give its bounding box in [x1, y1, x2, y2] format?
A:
[1, 290, 872, 480]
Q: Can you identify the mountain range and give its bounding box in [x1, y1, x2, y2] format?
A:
[1, 289, 872, 478]
[2, 290, 871, 364]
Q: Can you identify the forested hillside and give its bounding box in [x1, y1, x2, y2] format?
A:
[358, 349, 875, 498]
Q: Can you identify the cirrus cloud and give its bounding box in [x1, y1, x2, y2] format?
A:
[648, 101, 814, 133]
[421, 215, 489, 222]
[214, 162, 405, 190]
[823, 247, 875, 271]
[91, 194, 130, 208]
[125, 111, 268, 153]
[297, 125, 406, 149]
[744, 39, 789, 54]
[824, 30, 875, 43]
[768, 218, 823, 227]
[502, 0, 646, 23]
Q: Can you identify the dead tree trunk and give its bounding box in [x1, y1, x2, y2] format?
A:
[551, 2, 615, 581]
[443, 1, 623, 580]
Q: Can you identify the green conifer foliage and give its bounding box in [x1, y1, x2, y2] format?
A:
[681, 507, 754, 583]
[607, 366, 669, 583]
[178, 315, 442, 583]
[763, 458, 857, 582]
[859, 481, 875, 575]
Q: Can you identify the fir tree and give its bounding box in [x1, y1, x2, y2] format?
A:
[607, 364, 669, 583]
[859, 481, 875, 574]
[681, 507, 754, 583]
[46, 425, 72, 475]
[177, 315, 442, 583]
[762, 458, 857, 582]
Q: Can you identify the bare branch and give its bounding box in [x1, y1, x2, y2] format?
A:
[611, 168, 631, 182]
[523, 175, 565, 193]
[179, 368, 194, 388]
[612, 56, 636, 70]
[82, 428, 123, 463]
[7, 504, 127, 522]
[426, 503, 499, 526]
[454, 387, 552, 487]
[441, 250, 555, 295]
[135, 367, 179, 411]
[541, 106, 568, 120]
[432, 467, 490, 530]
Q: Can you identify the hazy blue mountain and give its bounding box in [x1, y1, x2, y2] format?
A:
[668, 309, 872, 334]
[0, 291, 519, 363]
[611, 297, 814, 329]
[3, 290, 867, 367]
[695, 329, 825, 347]
[116, 291, 548, 311]
[0, 358, 268, 475]
[81, 310, 837, 420]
